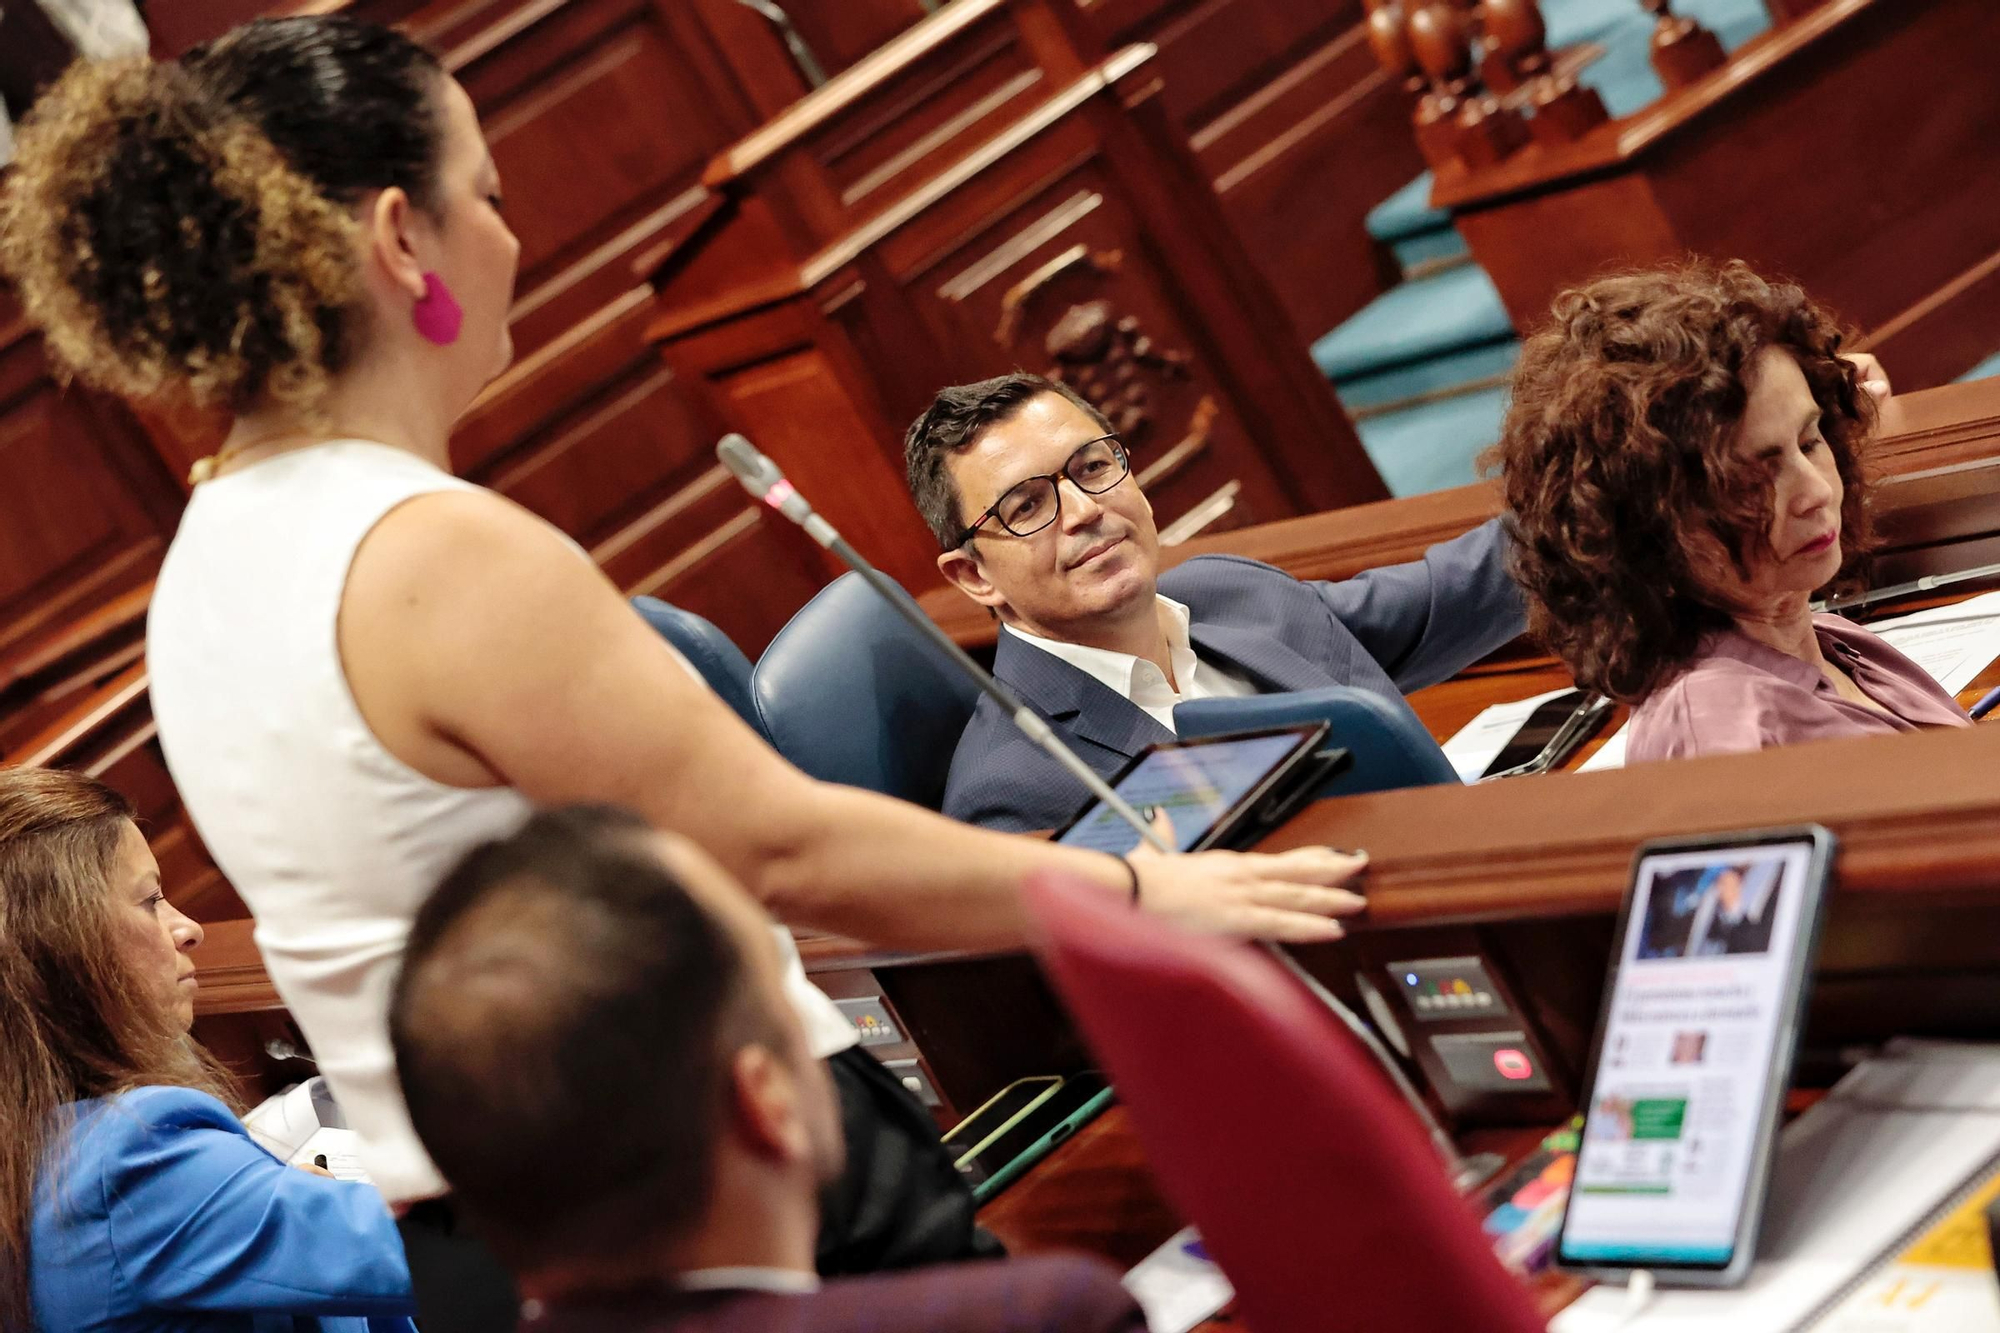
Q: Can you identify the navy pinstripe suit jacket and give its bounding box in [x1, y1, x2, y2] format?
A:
[941, 518, 1525, 832]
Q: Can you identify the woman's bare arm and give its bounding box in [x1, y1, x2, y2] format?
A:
[337, 490, 1365, 952]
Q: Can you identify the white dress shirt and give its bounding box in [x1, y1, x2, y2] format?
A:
[1004, 596, 1258, 731]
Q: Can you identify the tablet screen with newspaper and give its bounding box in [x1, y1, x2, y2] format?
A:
[1557, 826, 1836, 1287]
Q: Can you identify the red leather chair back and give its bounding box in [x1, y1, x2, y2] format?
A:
[1023, 872, 1547, 1333]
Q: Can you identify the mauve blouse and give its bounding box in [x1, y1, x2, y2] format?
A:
[1626, 613, 1973, 763]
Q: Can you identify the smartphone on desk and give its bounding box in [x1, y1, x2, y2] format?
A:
[1481, 690, 1613, 779]
[1555, 826, 1835, 1287]
[940, 1076, 1062, 1166]
[957, 1072, 1114, 1201]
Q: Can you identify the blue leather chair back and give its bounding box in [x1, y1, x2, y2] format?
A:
[631, 597, 762, 734]
[1174, 687, 1461, 799]
[752, 573, 980, 805]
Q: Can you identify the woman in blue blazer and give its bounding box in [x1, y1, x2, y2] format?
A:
[0, 767, 416, 1333]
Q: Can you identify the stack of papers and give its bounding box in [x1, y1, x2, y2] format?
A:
[1123, 1227, 1232, 1333]
[1816, 1166, 2000, 1331]
[1869, 590, 2000, 695]
[1554, 1042, 2000, 1332]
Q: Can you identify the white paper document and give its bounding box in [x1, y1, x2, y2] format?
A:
[1865, 590, 2000, 696]
[1438, 686, 1574, 781]
[1123, 1227, 1233, 1333]
[1579, 726, 1628, 772]
[242, 1078, 373, 1183]
[1553, 1042, 2000, 1333]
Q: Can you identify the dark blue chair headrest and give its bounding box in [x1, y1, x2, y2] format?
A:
[631, 597, 762, 734]
[1174, 687, 1461, 799]
[752, 573, 980, 806]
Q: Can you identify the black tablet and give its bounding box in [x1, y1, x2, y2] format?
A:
[1052, 723, 1337, 856]
[1556, 825, 1836, 1287]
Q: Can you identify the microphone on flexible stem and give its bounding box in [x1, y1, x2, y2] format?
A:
[718, 435, 1166, 849]
[717, 433, 1500, 1193]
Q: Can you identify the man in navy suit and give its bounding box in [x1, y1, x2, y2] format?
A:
[392, 807, 1144, 1333]
[904, 373, 1527, 833]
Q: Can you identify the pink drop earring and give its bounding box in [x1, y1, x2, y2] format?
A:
[413, 272, 463, 346]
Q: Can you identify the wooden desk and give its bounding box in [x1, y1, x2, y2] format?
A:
[980, 594, 2000, 1326]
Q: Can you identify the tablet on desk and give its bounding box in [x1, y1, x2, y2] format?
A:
[1052, 724, 1340, 856]
[1556, 825, 1836, 1288]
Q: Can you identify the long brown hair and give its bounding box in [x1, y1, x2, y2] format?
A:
[0, 767, 236, 1331]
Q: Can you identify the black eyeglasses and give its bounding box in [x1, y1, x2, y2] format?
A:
[955, 435, 1130, 547]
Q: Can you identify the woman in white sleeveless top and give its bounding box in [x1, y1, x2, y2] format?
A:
[0, 12, 1363, 1311]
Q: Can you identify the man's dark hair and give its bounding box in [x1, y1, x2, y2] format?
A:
[389, 806, 770, 1273]
[904, 372, 1113, 549]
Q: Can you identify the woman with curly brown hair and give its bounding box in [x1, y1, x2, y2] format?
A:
[0, 766, 415, 1333]
[1497, 260, 1969, 763]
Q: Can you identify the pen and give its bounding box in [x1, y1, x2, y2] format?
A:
[1970, 686, 2000, 721]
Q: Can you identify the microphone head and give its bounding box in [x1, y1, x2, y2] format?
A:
[716, 434, 787, 499]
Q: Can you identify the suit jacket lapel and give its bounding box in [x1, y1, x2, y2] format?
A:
[1189, 619, 1346, 692]
[992, 631, 1176, 761]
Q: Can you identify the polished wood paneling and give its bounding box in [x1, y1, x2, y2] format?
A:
[1439, 0, 2000, 380]
[392, 0, 835, 648]
[1074, 0, 1425, 341]
[0, 0, 77, 108]
[802, 19, 1047, 224]
[682, 0, 933, 115]
[430, 0, 756, 360]
[1857, 245, 2000, 393]
[977, 1105, 1187, 1271]
[910, 167, 1301, 534]
[651, 12, 1387, 609]
[783, 0, 935, 83]
[0, 314, 180, 675]
[707, 332, 942, 590]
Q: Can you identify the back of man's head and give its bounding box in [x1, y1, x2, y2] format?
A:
[389, 806, 789, 1277]
[904, 372, 1111, 550]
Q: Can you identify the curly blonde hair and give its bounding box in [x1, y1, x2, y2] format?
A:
[0, 17, 444, 419]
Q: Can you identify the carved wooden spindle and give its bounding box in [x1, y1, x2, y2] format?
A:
[1640, 0, 1726, 90]
[1478, 0, 1547, 91]
[1405, 3, 1476, 171]
[1480, 0, 1608, 146]
[1366, 1, 1427, 95]
[1370, 3, 1460, 170]
[1411, 3, 1529, 172]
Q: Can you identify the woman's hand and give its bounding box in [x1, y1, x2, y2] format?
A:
[1841, 351, 1892, 400]
[1127, 807, 1367, 942]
